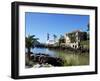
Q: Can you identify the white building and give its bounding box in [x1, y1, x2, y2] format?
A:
[46, 30, 86, 48]
[64, 30, 82, 49]
[46, 40, 55, 45]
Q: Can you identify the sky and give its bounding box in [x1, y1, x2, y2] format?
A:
[25, 12, 89, 43]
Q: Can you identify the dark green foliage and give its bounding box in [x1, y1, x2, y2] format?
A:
[53, 34, 57, 42]
[68, 32, 87, 43]
[59, 35, 65, 44]
[81, 32, 87, 41]
[87, 23, 89, 31]
[68, 33, 76, 43]
[80, 40, 89, 49]
[26, 35, 39, 49]
[25, 35, 39, 60]
[47, 33, 49, 40]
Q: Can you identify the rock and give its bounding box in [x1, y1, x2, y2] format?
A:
[31, 53, 64, 66]
[33, 64, 42, 68]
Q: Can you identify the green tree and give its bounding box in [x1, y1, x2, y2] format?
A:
[25, 35, 39, 60]
[47, 33, 49, 40]
[53, 34, 57, 42]
[59, 35, 65, 46]
[68, 33, 76, 43]
[87, 23, 89, 40]
[87, 23, 89, 31]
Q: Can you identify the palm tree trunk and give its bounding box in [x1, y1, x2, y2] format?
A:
[28, 48, 31, 60]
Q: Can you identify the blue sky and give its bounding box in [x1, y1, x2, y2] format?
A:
[25, 12, 89, 43]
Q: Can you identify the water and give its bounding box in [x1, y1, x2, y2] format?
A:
[32, 47, 89, 66]
[32, 47, 57, 57]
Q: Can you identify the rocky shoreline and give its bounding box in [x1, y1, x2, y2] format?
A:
[26, 53, 64, 68]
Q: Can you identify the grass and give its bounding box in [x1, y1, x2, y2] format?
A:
[55, 50, 89, 66]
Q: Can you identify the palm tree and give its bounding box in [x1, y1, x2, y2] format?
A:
[53, 34, 57, 42]
[47, 33, 49, 40]
[25, 35, 39, 60]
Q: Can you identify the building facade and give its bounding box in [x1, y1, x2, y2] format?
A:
[64, 30, 87, 48]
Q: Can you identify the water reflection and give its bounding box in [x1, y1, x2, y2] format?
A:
[32, 47, 57, 57]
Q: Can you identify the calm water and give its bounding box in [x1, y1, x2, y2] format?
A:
[32, 47, 57, 57]
[32, 47, 89, 65]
